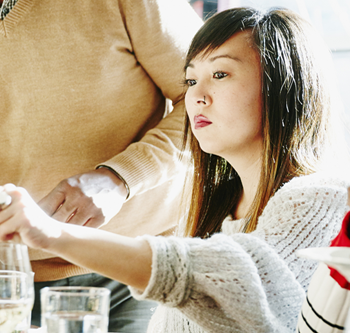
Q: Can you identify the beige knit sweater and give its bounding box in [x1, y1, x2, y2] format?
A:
[0, 0, 202, 281]
[130, 173, 350, 332]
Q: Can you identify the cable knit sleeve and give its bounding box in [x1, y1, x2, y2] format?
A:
[129, 174, 350, 333]
[132, 234, 305, 332]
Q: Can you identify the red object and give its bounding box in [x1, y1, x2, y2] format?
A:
[329, 210, 350, 290]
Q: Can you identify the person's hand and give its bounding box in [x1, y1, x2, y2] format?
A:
[0, 184, 62, 249]
[0, 185, 152, 290]
[38, 168, 128, 228]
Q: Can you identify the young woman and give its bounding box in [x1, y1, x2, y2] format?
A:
[0, 7, 349, 333]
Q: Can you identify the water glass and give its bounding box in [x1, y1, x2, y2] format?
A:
[0, 271, 33, 333]
[40, 287, 110, 333]
[0, 243, 34, 333]
[12, 272, 34, 333]
[0, 243, 32, 274]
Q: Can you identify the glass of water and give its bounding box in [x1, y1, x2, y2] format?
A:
[0, 270, 33, 332]
[40, 286, 110, 333]
[0, 243, 34, 333]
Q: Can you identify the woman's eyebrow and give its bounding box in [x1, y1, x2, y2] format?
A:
[209, 54, 242, 63]
[185, 54, 242, 71]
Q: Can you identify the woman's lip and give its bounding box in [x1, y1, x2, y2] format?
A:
[194, 115, 212, 129]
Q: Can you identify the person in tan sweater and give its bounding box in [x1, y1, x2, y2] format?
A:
[0, 0, 202, 330]
[1, 7, 350, 333]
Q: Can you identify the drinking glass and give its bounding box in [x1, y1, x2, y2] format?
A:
[40, 287, 110, 333]
[0, 243, 34, 333]
[0, 190, 34, 333]
[12, 272, 34, 333]
[0, 271, 33, 333]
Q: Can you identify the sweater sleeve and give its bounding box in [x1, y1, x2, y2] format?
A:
[131, 234, 305, 333]
[98, 0, 203, 198]
[129, 176, 349, 333]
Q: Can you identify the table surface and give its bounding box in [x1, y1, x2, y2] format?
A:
[28, 328, 118, 333]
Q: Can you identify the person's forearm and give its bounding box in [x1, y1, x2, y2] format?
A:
[44, 222, 152, 291]
[0, 185, 151, 288]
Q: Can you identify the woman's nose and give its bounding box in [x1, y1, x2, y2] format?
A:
[185, 82, 212, 107]
[197, 96, 207, 104]
[192, 85, 211, 106]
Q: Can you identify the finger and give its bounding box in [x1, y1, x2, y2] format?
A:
[50, 201, 78, 223]
[0, 190, 12, 210]
[38, 190, 66, 216]
[83, 216, 104, 228]
[54, 193, 101, 224]
[65, 209, 78, 223]
[0, 203, 15, 224]
[52, 190, 89, 222]
[0, 208, 33, 244]
[3, 233, 22, 243]
[0, 210, 20, 242]
[3, 184, 16, 191]
[0, 187, 32, 232]
[63, 202, 104, 226]
[63, 209, 89, 226]
[1, 183, 17, 206]
[0, 185, 25, 221]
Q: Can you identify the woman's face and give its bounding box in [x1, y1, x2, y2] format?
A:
[185, 30, 263, 164]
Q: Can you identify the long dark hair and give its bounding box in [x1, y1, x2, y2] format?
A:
[182, 7, 339, 237]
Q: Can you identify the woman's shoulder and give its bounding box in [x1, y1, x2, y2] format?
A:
[271, 172, 350, 210]
[257, 172, 350, 230]
[279, 172, 350, 193]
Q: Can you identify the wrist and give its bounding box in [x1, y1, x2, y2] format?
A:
[95, 166, 129, 200]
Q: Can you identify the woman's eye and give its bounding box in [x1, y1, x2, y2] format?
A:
[213, 71, 228, 79]
[185, 79, 197, 87]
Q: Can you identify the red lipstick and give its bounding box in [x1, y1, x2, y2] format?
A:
[194, 115, 212, 129]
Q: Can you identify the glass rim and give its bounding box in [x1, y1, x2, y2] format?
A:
[0, 270, 29, 276]
[40, 286, 111, 296]
[0, 242, 28, 249]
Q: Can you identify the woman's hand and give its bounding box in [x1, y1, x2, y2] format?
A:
[0, 184, 62, 250]
[0, 184, 152, 290]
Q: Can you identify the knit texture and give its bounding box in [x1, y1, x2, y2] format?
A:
[130, 173, 350, 332]
[0, 0, 202, 280]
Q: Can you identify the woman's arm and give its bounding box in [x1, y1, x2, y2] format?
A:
[129, 175, 350, 332]
[0, 176, 348, 332]
[0, 185, 152, 291]
[0, 184, 304, 333]
[51, 227, 152, 291]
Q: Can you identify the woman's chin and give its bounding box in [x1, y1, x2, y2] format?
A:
[198, 142, 221, 157]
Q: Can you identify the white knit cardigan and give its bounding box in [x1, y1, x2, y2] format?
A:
[130, 173, 350, 333]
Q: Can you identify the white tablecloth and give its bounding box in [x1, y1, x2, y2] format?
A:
[28, 328, 118, 333]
